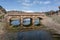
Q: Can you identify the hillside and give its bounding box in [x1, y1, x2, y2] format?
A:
[41, 15, 60, 34]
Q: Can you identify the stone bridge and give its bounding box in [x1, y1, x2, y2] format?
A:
[4, 12, 46, 32]
[3, 12, 60, 40]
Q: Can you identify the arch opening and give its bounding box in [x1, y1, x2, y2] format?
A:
[10, 18, 20, 27]
[34, 17, 42, 26]
[38, 17, 43, 20]
[23, 18, 32, 27]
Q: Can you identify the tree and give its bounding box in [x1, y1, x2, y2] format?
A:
[0, 5, 6, 19]
[58, 6, 60, 11]
[49, 10, 55, 15]
[45, 12, 49, 16]
[0, 5, 6, 14]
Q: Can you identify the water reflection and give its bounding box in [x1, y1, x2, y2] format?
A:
[11, 20, 20, 26]
[23, 18, 31, 26]
[10, 18, 40, 26]
[34, 18, 40, 26]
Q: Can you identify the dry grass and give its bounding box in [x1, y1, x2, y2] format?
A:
[41, 16, 60, 34]
[51, 15, 60, 24]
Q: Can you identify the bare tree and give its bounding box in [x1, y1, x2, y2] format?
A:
[58, 6, 60, 11]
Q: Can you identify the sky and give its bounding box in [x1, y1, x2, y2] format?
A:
[0, 0, 60, 12]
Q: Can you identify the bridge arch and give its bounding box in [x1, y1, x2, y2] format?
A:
[23, 18, 32, 27]
[4, 13, 46, 32]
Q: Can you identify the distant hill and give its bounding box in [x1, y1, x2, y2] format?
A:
[7, 10, 44, 14]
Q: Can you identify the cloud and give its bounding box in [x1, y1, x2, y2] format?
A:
[17, 0, 34, 10]
[17, 0, 31, 3]
[17, 0, 51, 9]
[33, 1, 51, 4]
[24, 0, 31, 3]
[22, 2, 33, 7]
[17, 0, 34, 7]
[33, 0, 39, 4]
[53, 0, 60, 4]
[22, 10, 34, 12]
[39, 1, 51, 4]
[43, 1, 51, 4]
[17, 0, 51, 6]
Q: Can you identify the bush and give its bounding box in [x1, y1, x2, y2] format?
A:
[0, 15, 4, 19]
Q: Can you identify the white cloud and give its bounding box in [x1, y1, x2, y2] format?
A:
[22, 2, 33, 7]
[53, 0, 60, 4]
[17, 0, 34, 9]
[17, 0, 31, 3]
[17, 0, 33, 7]
[22, 10, 34, 12]
[17, 0, 51, 6]
[24, 0, 31, 3]
[33, 1, 39, 4]
[33, 0, 51, 4]
[17, 0, 51, 9]
[44, 1, 51, 4]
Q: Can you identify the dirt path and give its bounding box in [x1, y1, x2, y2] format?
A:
[41, 17, 60, 34]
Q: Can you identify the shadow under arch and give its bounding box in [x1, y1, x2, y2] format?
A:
[37, 17, 43, 20]
[34, 17, 43, 26]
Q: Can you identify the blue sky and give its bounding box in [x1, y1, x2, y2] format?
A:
[0, 0, 60, 12]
